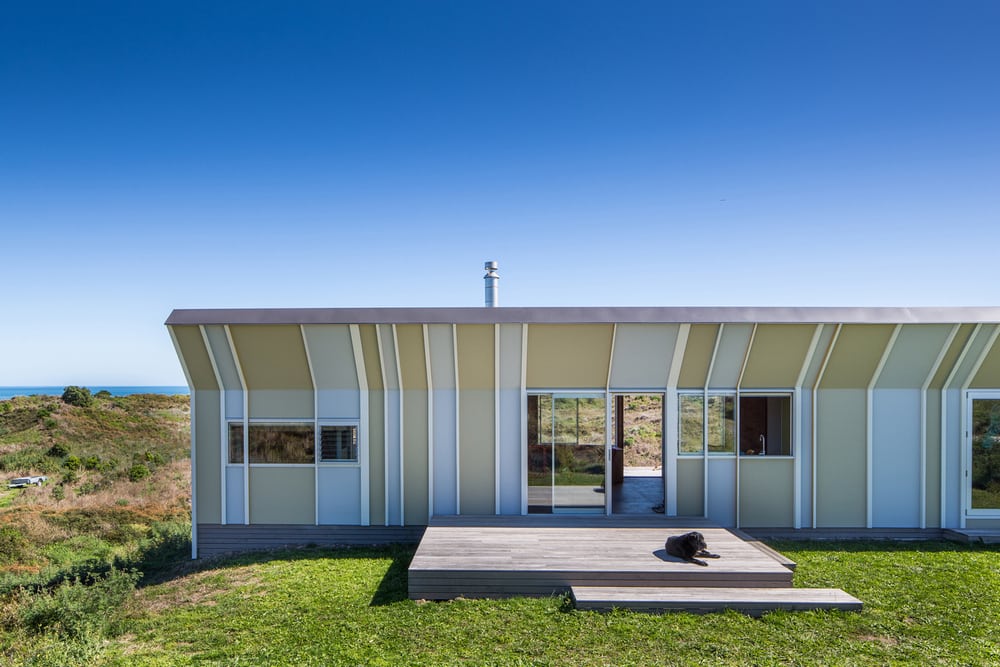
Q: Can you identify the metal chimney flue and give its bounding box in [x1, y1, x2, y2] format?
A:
[484, 261, 499, 307]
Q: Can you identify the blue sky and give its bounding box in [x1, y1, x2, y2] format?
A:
[2, 1, 999, 385]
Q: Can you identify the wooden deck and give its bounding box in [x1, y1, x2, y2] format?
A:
[409, 516, 861, 613]
[409, 517, 794, 600]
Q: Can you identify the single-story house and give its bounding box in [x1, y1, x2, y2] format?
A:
[166, 306, 1000, 557]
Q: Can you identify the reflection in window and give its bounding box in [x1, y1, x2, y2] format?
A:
[228, 423, 244, 464]
[248, 423, 315, 464]
[707, 395, 735, 455]
[679, 394, 704, 455]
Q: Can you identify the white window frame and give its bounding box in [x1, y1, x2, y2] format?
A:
[737, 391, 795, 459]
[317, 419, 362, 467]
[965, 390, 1000, 518]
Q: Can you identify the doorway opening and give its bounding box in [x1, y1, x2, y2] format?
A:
[611, 394, 664, 515]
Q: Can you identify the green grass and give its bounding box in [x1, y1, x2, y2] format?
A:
[2, 539, 997, 666]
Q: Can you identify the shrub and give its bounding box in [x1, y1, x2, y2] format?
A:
[64, 455, 81, 471]
[94, 390, 112, 399]
[99, 458, 118, 472]
[43, 418, 57, 430]
[127, 464, 151, 482]
[51, 485, 65, 501]
[19, 568, 141, 639]
[83, 455, 100, 470]
[62, 470, 79, 485]
[35, 408, 51, 420]
[144, 451, 166, 466]
[61, 386, 93, 408]
[76, 481, 97, 496]
[48, 442, 70, 458]
[0, 525, 31, 564]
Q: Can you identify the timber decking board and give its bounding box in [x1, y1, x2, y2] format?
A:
[571, 586, 863, 615]
[409, 524, 793, 600]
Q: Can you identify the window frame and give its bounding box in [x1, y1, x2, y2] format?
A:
[317, 419, 362, 466]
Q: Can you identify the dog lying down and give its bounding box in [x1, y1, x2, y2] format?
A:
[664, 531, 720, 566]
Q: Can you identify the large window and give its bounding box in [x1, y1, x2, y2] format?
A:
[228, 421, 360, 464]
[679, 393, 791, 457]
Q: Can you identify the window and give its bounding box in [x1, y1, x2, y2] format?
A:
[320, 425, 358, 462]
[739, 395, 792, 456]
[248, 423, 314, 464]
[707, 395, 735, 455]
[228, 423, 244, 463]
[679, 394, 704, 455]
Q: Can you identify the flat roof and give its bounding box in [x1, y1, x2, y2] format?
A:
[166, 306, 1000, 326]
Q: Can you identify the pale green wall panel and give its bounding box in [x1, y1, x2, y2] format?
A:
[925, 388, 942, 527]
[248, 390, 314, 420]
[877, 325, 955, 389]
[302, 325, 358, 390]
[229, 325, 312, 389]
[194, 390, 221, 524]
[970, 327, 1000, 388]
[678, 324, 718, 389]
[170, 326, 218, 391]
[396, 325, 428, 390]
[608, 324, 678, 389]
[459, 389, 496, 515]
[815, 389, 867, 527]
[403, 389, 429, 525]
[708, 324, 753, 389]
[249, 467, 315, 524]
[820, 325, 895, 389]
[676, 458, 704, 517]
[739, 459, 794, 527]
[742, 325, 817, 389]
[526, 324, 612, 389]
[930, 324, 975, 389]
[368, 390, 386, 525]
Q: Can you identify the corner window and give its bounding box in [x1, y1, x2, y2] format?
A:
[320, 425, 358, 462]
[679, 394, 704, 455]
[739, 395, 792, 456]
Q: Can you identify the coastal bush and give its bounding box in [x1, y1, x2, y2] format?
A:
[82, 456, 100, 470]
[128, 464, 151, 482]
[51, 485, 65, 501]
[64, 455, 81, 471]
[60, 386, 93, 408]
[94, 390, 112, 399]
[144, 451, 166, 466]
[18, 567, 140, 639]
[47, 442, 70, 458]
[0, 525, 31, 564]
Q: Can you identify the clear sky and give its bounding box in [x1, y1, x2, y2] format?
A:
[2, 1, 999, 386]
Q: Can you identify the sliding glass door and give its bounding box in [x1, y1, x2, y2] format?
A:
[527, 394, 607, 514]
[969, 394, 1000, 513]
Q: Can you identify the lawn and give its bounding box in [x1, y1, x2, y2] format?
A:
[2, 539, 997, 666]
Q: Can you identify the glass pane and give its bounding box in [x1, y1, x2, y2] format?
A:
[553, 443, 605, 512]
[248, 424, 315, 464]
[739, 395, 792, 456]
[228, 423, 244, 464]
[576, 398, 606, 445]
[971, 398, 1000, 510]
[707, 395, 735, 454]
[527, 394, 553, 513]
[679, 394, 704, 455]
[320, 425, 357, 462]
[554, 397, 578, 444]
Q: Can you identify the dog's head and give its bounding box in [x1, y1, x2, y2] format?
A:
[683, 531, 707, 552]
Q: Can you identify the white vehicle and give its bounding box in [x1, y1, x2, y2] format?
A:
[7, 476, 48, 488]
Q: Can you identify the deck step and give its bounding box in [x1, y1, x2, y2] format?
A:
[571, 586, 862, 615]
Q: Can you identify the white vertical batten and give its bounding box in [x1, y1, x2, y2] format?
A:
[494, 324, 501, 514]
[520, 323, 528, 515]
[375, 325, 389, 526]
[734, 324, 757, 529]
[424, 324, 434, 521]
[940, 324, 979, 530]
[392, 324, 404, 526]
[605, 323, 617, 516]
[198, 326, 226, 529]
[664, 324, 690, 517]
[168, 327, 198, 559]
[224, 325, 250, 526]
[959, 324, 1000, 528]
[300, 326, 319, 526]
[453, 323, 461, 514]
[811, 324, 842, 528]
[920, 324, 960, 529]
[867, 324, 901, 528]
[349, 325, 370, 526]
[702, 324, 724, 520]
[794, 324, 825, 530]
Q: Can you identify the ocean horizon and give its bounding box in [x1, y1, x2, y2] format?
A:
[0, 386, 189, 401]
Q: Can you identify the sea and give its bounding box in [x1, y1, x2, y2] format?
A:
[0, 386, 189, 401]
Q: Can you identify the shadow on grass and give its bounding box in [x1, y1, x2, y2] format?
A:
[766, 538, 1000, 554]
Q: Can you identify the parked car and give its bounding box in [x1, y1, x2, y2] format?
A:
[7, 476, 48, 488]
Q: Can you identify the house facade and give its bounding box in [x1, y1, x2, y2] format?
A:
[167, 307, 1000, 557]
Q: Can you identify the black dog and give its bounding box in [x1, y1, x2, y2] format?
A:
[665, 531, 720, 567]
